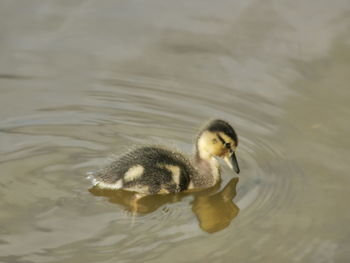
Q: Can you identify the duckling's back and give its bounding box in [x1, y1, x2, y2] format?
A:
[89, 146, 194, 195]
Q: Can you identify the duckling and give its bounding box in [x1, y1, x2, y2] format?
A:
[88, 119, 240, 195]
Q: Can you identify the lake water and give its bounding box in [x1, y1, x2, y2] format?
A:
[1, 0, 350, 262]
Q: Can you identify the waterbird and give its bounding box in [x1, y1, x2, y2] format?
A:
[87, 119, 240, 196]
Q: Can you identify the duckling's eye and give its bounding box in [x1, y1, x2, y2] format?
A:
[225, 143, 231, 149]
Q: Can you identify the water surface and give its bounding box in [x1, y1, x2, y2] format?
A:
[1, 0, 350, 262]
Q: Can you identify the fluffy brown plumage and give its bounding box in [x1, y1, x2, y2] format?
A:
[88, 119, 240, 195]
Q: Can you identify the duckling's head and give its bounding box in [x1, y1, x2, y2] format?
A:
[196, 119, 240, 174]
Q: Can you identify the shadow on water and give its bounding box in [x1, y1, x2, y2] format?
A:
[89, 177, 239, 233]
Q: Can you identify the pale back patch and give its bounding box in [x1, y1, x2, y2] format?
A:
[165, 165, 181, 185]
[124, 165, 144, 182]
[158, 187, 170, 194]
[123, 185, 150, 194]
[97, 179, 123, 190]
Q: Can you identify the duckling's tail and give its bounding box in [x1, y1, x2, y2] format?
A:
[86, 170, 124, 190]
[86, 171, 100, 186]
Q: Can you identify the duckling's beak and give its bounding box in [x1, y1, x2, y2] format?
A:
[224, 152, 240, 174]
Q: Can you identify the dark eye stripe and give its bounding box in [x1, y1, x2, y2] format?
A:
[217, 134, 226, 145]
[217, 133, 232, 150]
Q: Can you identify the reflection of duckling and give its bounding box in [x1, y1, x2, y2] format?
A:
[89, 187, 187, 214]
[88, 119, 240, 195]
[192, 177, 239, 233]
[89, 178, 240, 233]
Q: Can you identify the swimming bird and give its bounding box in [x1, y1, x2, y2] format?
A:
[88, 119, 240, 195]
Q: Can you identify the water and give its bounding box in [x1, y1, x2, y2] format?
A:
[1, 0, 350, 262]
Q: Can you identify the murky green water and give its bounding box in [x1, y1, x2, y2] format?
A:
[1, 0, 350, 262]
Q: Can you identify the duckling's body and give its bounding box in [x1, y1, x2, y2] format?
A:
[88, 119, 240, 195]
[91, 147, 194, 194]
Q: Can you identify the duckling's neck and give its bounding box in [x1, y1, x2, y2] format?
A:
[191, 149, 221, 189]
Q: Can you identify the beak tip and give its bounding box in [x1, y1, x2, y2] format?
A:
[230, 152, 240, 175]
[225, 153, 240, 174]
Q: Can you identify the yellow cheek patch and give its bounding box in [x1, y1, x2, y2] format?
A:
[198, 131, 226, 156]
[198, 131, 237, 158]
